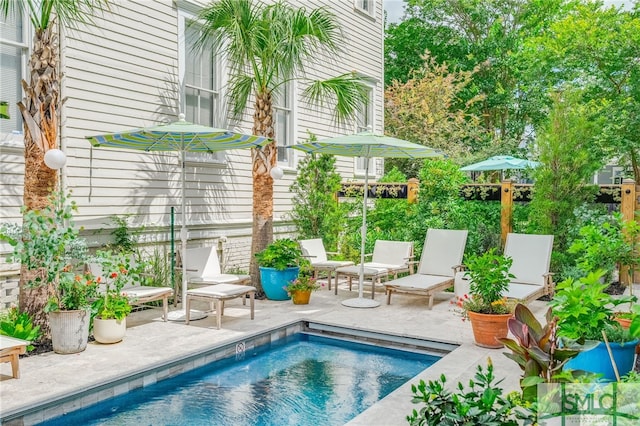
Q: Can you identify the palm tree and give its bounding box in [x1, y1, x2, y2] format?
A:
[197, 0, 368, 293]
[0, 0, 108, 332]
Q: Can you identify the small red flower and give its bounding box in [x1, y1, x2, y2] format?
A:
[110, 272, 118, 279]
[96, 276, 102, 283]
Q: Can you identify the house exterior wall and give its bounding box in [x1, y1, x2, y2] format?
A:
[0, 0, 384, 307]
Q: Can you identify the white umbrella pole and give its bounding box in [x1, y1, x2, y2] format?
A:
[358, 161, 368, 299]
[167, 149, 206, 321]
[342, 156, 380, 308]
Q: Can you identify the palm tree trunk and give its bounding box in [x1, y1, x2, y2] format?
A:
[249, 91, 276, 295]
[18, 24, 60, 335]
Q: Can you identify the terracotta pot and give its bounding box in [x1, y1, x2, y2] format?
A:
[291, 290, 312, 305]
[614, 315, 632, 329]
[467, 310, 512, 349]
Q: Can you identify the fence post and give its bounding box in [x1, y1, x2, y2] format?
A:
[501, 179, 514, 248]
[407, 178, 419, 204]
[620, 179, 637, 285]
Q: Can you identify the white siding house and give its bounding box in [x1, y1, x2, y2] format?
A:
[0, 0, 384, 308]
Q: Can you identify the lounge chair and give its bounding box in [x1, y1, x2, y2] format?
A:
[179, 246, 251, 288]
[87, 261, 174, 321]
[299, 239, 354, 290]
[385, 229, 468, 309]
[455, 233, 555, 303]
[335, 240, 414, 299]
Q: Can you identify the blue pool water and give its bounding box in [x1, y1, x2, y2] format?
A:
[40, 333, 438, 426]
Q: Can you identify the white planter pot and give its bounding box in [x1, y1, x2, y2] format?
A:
[93, 317, 127, 344]
[49, 309, 90, 354]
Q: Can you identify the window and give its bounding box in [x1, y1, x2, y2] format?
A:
[274, 83, 294, 167]
[355, 85, 374, 175]
[354, 0, 375, 17]
[0, 8, 27, 140]
[179, 11, 223, 164]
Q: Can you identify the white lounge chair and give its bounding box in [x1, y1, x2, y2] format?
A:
[299, 238, 354, 290]
[385, 229, 468, 309]
[455, 233, 555, 303]
[87, 261, 174, 321]
[180, 246, 251, 288]
[336, 240, 414, 299]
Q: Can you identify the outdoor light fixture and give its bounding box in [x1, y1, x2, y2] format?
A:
[44, 148, 67, 170]
[270, 166, 284, 180]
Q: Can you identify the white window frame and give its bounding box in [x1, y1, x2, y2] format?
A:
[355, 83, 375, 176]
[0, 8, 28, 149]
[354, 0, 375, 18]
[178, 9, 224, 166]
[274, 81, 295, 169]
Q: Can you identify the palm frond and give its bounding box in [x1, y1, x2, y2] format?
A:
[303, 73, 371, 125]
[17, 0, 111, 30]
[228, 74, 255, 120]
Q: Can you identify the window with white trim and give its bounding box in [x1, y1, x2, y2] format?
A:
[179, 11, 223, 163]
[274, 83, 294, 167]
[0, 8, 27, 139]
[354, 0, 375, 17]
[355, 84, 375, 175]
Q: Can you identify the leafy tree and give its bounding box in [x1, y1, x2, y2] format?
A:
[386, 0, 571, 149]
[527, 90, 602, 275]
[384, 54, 483, 176]
[196, 0, 368, 292]
[0, 0, 108, 329]
[529, 1, 640, 182]
[288, 140, 346, 252]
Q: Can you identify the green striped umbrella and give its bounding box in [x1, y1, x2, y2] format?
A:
[87, 114, 269, 320]
[289, 131, 441, 308]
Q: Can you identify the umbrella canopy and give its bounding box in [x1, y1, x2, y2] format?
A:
[289, 131, 441, 308]
[460, 155, 539, 172]
[87, 114, 269, 320]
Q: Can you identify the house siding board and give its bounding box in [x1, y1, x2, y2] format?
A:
[0, 0, 383, 271]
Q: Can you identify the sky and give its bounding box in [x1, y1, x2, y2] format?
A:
[383, 0, 634, 24]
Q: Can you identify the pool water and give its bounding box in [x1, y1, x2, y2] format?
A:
[40, 333, 438, 426]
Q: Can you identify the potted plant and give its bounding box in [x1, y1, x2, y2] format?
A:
[454, 248, 515, 348]
[1, 193, 98, 354]
[550, 270, 640, 381]
[498, 303, 597, 403]
[90, 251, 135, 344]
[255, 238, 308, 300]
[285, 272, 322, 305]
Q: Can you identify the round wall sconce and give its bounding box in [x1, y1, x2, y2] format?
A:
[270, 166, 284, 180]
[44, 148, 67, 170]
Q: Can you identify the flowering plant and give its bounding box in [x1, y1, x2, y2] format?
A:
[90, 250, 136, 321]
[284, 275, 322, 294]
[47, 270, 99, 311]
[451, 294, 514, 321]
[462, 248, 515, 314]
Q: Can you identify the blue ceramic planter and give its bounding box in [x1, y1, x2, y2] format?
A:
[259, 266, 299, 300]
[565, 339, 639, 381]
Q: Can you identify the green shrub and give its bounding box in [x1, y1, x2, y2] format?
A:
[0, 307, 41, 351]
[407, 361, 533, 425]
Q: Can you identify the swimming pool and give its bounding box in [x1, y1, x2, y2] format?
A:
[38, 332, 440, 425]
